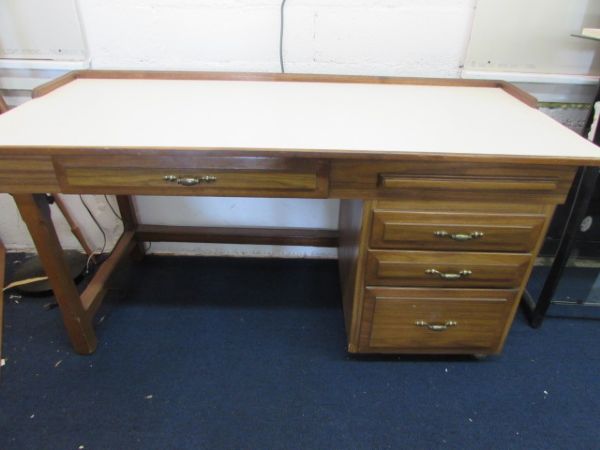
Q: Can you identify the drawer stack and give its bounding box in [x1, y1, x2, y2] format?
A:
[345, 200, 553, 355]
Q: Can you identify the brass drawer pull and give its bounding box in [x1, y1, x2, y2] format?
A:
[433, 230, 484, 241]
[163, 175, 217, 186]
[415, 320, 457, 331]
[425, 268, 472, 280]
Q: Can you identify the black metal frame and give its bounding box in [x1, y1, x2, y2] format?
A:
[522, 82, 600, 327]
[522, 166, 599, 327]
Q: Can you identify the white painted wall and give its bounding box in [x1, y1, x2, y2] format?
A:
[0, 0, 87, 60]
[1, 0, 479, 256]
[464, 0, 600, 80]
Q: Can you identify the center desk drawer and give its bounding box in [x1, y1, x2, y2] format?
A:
[54, 155, 329, 197]
[371, 210, 545, 252]
[361, 288, 517, 352]
[366, 250, 531, 288]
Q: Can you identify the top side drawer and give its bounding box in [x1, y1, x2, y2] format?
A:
[330, 160, 576, 203]
[371, 210, 546, 252]
[54, 155, 329, 198]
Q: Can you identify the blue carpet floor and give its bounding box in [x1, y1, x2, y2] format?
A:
[0, 255, 599, 449]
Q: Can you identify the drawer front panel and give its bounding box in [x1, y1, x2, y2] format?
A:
[55, 155, 329, 197]
[361, 288, 516, 352]
[330, 160, 575, 203]
[371, 210, 545, 252]
[378, 174, 557, 192]
[0, 155, 59, 192]
[366, 250, 530, 288]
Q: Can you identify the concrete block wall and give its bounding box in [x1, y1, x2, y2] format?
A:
[80, 0, 476, 76]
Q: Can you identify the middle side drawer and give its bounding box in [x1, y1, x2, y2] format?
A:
[366, 250, 531, 288]
[370, 210, 545, 252]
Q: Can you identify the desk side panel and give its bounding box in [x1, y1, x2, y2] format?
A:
[338, 199, 373, 352]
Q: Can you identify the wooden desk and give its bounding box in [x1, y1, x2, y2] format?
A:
[0, 71, 598, 356]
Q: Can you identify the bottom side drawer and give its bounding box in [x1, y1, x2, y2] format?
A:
[359, 287, 517, 354]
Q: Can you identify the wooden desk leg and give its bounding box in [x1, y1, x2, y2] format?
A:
[12, 194, 97, 354]
[116, 195, 145, 259]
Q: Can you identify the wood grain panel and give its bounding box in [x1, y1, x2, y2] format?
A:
[12, 194, 97, 354]
[116, 195, 146, 259]
[360, 288, 517, 353]
[81, 231, 136, 317]
[31, 71, 78, 98]
[330, 160, 576, 203]
[374, 199, 548, 214]
[0, 95, 7, 114]
[370, 210, 546, 252]
[338, 200, 373, 352]
[136, 224, 339, 247]
[0, 155, 59, 192]
[366, 250, 531, 288]
[379, 174, 558, 192]
[54, 155, 329, 198]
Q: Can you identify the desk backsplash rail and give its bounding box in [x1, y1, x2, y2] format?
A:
[31, 70, 538, 108]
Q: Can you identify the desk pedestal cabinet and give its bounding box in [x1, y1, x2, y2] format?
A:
[337, 161, 570, 354]
[0, 70, 593, 356]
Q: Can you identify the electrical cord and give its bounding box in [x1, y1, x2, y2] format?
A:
[103, 194, 151, 253]
[104, 194, 123, 221]
[279, 0, 287, 73]
[79, 195, 107, 256]
[4, 196, 111, 291]
[5, 196, 130, 290]
[3, 276, 49, 292]
[103, 195, 151, 252]
[101, 195, 153, 253]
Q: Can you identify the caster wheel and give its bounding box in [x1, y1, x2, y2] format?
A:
[473, 353, 487, 360]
